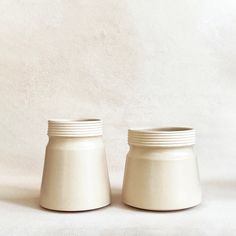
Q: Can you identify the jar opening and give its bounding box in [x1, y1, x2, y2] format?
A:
[49, 119, 101, 123]
[147, 127, 192, 132]
[130, 127, 193, 133]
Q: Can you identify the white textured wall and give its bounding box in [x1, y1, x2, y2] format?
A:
[0, 0, 236, 180]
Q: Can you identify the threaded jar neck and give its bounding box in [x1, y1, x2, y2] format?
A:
[48, 119, 103, 137]
[128, 127, 195, 147]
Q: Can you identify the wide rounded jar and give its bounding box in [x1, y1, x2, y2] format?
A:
[122, 127, 201, 211]
[40, 119, 111, 211]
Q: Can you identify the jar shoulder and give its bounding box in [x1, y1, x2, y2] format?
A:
[47, 137, 104, 150]
[127, 146, 195, 160]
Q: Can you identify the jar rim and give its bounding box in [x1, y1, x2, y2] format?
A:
[129, 127, 194, 133]
[48, 118, 101, 123]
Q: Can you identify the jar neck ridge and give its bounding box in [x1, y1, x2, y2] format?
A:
[47, 119, 103, 137]
[128, 127, 195, 148]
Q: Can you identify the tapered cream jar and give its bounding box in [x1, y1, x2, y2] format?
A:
[40, 119, 111, 211]
[122, 127, 201, 211]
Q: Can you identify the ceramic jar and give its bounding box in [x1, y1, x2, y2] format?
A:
[40, 119, 111, 211]
[122, 127, 201, 211]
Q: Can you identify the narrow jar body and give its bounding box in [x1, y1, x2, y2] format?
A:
[122, 127, 201, 211]
[39, 119, 111, 211]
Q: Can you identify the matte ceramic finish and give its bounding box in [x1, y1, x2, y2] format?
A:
[122, 127, 201, 211]
[40, 119, 111, 211]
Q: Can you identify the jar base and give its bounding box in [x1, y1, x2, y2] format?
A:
[39, 202, 111, 212]
[122, 200, 201, 212]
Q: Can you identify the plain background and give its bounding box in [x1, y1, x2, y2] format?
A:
[0, 0, 236, 183]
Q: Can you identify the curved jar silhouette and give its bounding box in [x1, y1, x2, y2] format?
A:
[40, 119, 111, 211]
[122, 127, 201, 211]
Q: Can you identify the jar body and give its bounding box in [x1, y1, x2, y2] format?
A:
[40, 136, 111, 211]
[122, 145, 201, 211]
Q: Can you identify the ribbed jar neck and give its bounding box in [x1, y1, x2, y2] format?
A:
[48, 119, 103, 137]
[128, 127, 195, 147]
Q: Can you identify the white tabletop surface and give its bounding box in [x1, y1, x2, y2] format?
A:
[0, 172, 235, 236]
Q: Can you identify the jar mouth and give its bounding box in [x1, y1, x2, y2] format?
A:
[48, 118, 101, 123]
[129, 127, 193, 133]
[128, 127, 195, 147]
[48, 118, 103, 137]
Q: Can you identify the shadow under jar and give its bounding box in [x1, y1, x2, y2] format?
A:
[122, 127, 201, 211]
[40, 119, 111, 211]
